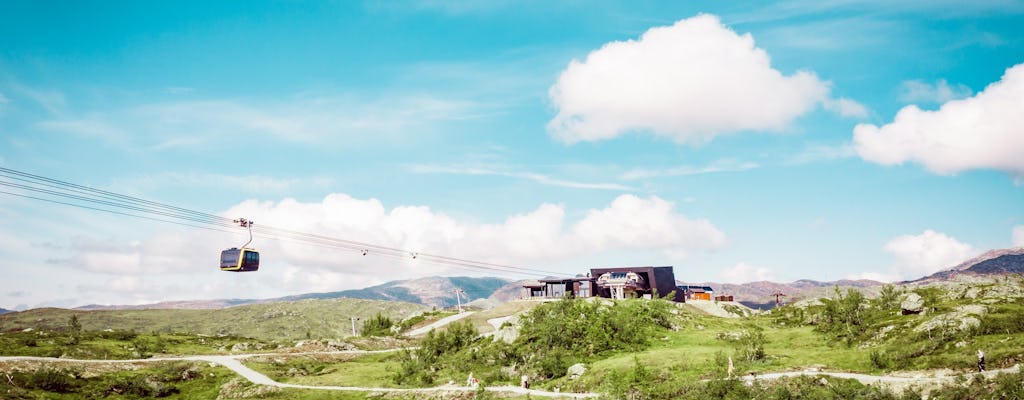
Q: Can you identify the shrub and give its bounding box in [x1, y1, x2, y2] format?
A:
[361, 312, 395, 337]
[12, 367, 80, 393]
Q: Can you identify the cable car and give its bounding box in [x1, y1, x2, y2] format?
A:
[221, 218, 259, 272]
[220, 247, 259, 272]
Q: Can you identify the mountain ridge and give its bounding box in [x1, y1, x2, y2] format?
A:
[75, 276, 511, 311]
[913, 247, 1024, 283]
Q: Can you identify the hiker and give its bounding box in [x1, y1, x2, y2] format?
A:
[521, 374, 530, 389]
[467, 372, 475, 387]
[977, 349, 985, 372]
[727, 356, 735, 378]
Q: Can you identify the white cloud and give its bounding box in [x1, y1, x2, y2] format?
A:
[221, 193, 726, 265]
[547, 14, 836, 144]
[787, 143, 857, 164]
[573, 195, 727, 254]
[899, 79, 973, 104]
[409, 164, 632, 190]
[823, 97, 869, 118]
[718, 262, 775, 284]
[846, 271, 897, 283]
[1013, 225, 1024, 247]
[34, 94, 483, 150]
[111, 172, 335, 196]
[53, 193, 727, 305]
[619, 159, 759, 180]
[882, 229, 979, 280]
[854, 63, 1024, 177]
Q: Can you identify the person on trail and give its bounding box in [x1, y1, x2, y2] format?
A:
[728, 356, 735, 378]
[977, 349, 986, 372]
[467, 372, 475, 387]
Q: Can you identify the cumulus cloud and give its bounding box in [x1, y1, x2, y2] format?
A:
[882, 229, 979, 280]
[1013, 225, 1024, 247]
[823, 97, 869, 118]
[718, 262, 775, 283]
[221, 193, 726, 266]
[573, 195, 726, 253]
[59, 193, 726, 304]
[899, 79, 973, 104]
[547, 14, 850, 144]
[854, 63, 1024, 177]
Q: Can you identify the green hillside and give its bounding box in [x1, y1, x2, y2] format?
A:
[3, 277, 1024, 399]
[0, 298, 429, 341]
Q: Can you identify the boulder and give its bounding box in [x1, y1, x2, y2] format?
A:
[567, 363, 587, 379]
[901, 293, 924, 315]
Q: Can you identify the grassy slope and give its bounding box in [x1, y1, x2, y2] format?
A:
[0, 298, 429, 341]
[245, 352, 403, 388]
[3, 278, 1023, 398]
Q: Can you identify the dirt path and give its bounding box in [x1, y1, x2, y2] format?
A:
[0, 352, 597, 399]
[404, 311, 476, 337]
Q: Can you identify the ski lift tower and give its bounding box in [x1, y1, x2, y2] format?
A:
[770, 290, 787, 307]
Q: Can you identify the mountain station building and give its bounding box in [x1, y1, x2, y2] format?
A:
[522, 266, 687, 302]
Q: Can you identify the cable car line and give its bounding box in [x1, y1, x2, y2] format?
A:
[0, 180, 233, 227]
[0, 167, 564, 278]
[0, 189, 240, 235]
[0, 167, 232, 225]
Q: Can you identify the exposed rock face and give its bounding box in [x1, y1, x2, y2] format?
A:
[912, 247, 1024, 283]
[901, 293, 924, 315]
[567, 363, 587, 379]
[913, 305, 986, 334]
[492, 318, 520, 344]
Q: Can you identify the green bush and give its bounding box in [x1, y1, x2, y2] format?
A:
[361, 312, 395, 337]
[10, 367, 81, 393]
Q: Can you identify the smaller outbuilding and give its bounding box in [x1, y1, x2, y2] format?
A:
[678, 285, 715, 301]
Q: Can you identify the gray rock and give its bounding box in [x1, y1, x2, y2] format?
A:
[901, 293, 924, 314]
[567, 363, 587, 379]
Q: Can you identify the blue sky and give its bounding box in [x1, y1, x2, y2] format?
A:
[1, 0, 1023, 309]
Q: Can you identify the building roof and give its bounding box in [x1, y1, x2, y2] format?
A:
[678, 285, 714, 292]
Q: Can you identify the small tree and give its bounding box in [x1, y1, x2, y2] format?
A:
[361, 312, 395, 337]
[68, 314, 82, 334]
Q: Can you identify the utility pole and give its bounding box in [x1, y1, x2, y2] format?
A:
[350, 317, 360, 336]
[454, 288, 465, 313]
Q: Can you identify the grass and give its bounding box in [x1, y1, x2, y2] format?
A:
[0, 328, 287, 359]
[3, 277, 1023, 398]
[0, 360, 235, 399]
[0, 298, 430, 341]
[245, 352, 403, 388]
[460, 300, 542, 333]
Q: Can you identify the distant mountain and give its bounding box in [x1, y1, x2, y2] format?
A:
[76, 276, 511, 311]
[914, 248, 1024, 283]
[683, 279, 884, 310]
[77, 299, 259, 311]
[278, 276, 510, 308]
[0, 308, 11, 315]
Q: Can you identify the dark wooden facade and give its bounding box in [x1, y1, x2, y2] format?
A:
[590, 266, 685, 302]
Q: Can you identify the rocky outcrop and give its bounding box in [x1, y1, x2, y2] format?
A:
[568, 363, 587, 379]
[900, 293, 924, 315]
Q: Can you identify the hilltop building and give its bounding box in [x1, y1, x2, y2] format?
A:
[522, 266, 687, 302]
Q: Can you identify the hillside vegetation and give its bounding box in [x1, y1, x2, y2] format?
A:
[3, 276, 1024, 399]
[0, 298, 429, 341]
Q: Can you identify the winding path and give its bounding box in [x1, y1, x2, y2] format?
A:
[5, 350, 1020, 398]
[404, 311, 476, 337]
[0, 352, 597, 399]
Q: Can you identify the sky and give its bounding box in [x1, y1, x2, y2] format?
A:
[1, 0, 1023, 309]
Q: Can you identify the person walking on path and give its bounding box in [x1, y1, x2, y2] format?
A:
[977, 349, 986, 372]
